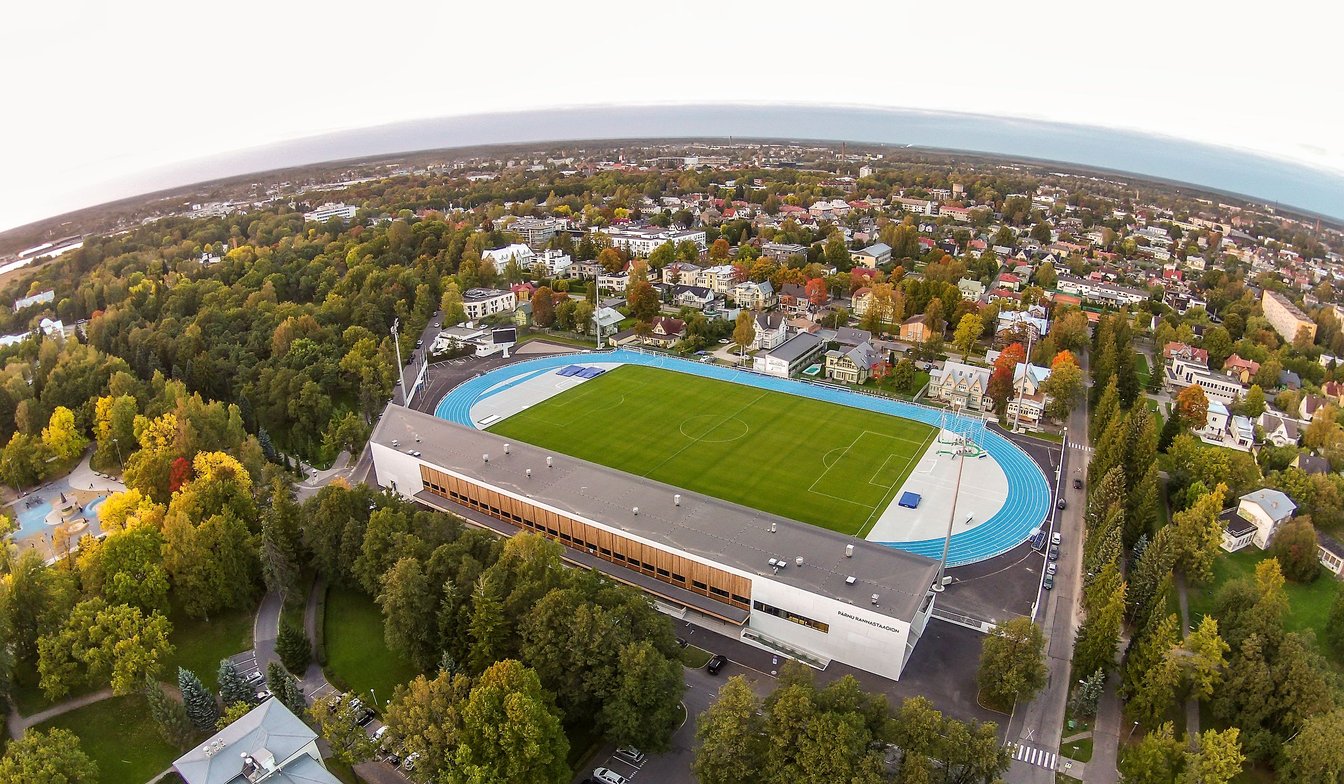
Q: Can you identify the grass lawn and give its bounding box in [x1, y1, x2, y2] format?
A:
[324, 585, 420, 705]
[488, 365, 937, 536]
[1186, 547, 1342, 663]
[1060, 737, 1093, 763]
[1144, 397, 1165, 431]
[10, 595, 255, 716]
[168, 599, 257, 691]
[679, 644, 713, 669]
[1135, 353, 1151, 387]
[36, 694, 178, 783]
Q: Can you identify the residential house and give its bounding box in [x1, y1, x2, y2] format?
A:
[899, 315, 928, 343]
[674, 285, 715, 310]
[761, 242, 807, 262]
[462, 288, 517, 321]
[1166, 359, 1245, 405]
[662, 262, 702, 285]
[698, 265, 739, 293]
[753, 332, 825, 378]
[1323, 380, 1344, 404]
[1258, 411, 1301, 447]
[1199, 402, 1255, 452]
[985, 350, 1053, 423]
[996, 310, 1049, 342]
[592, 306, 625, 340]
[852, 243, 893, 269]
[534, 249, 573, 277]
[1223, 354, 1261, 385]
[928, 361, 992, 413]
[731, 280, 776, 309]
[1300, 394, 1327, 420]
[778, 283, 812, 316]
[173, 700, 341, 784]
[1292, 453, 1331, 475]
[1318, 531, 1344, 579]
[1163, 342, 1210, 366]
[832, 326, 873, 348]
[597, 270, 630, 294]
[1220, 488, 1298, 551]
[852, 287, 873, 316]
[645, 316, 686, 348]
[752, 311, 789, 351]
[825, 341, 880, 384]
[958, 278, 987, 301]
[482, 243, 536, 270]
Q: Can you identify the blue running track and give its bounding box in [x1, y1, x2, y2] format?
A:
[433, 349, 1051, 566]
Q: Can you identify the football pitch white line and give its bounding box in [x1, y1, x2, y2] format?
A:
[856, 426, 939, 539]
[640, 389, 769, 478]
[867, 452, 911, 488]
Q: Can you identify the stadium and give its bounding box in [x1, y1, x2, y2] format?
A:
[370, 349, 1052, 680]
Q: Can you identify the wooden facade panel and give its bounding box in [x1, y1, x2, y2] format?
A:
[419, 466, 750, 612]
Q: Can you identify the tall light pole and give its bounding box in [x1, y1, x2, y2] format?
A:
[111, 437, 124, 475]
[933, 400, 970, 592]
[391, 318, 408, 405]
[1011, 325, 1036, 433]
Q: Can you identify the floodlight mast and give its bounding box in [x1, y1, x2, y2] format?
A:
[391, 318, 409, 404]
[932, 399, 971, 592]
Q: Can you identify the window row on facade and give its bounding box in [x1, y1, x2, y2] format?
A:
[421, 466, 752, 615]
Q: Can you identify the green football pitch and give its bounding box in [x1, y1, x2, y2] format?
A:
[487, 365, 937, 536]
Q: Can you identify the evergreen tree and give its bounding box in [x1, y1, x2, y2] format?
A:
[267, 661, 307, 715]
[258, 427, 278, 462]
[1091, 378, 1120, 442]
[217, 659, 252, 707]
[179, 666, 219, 731]
[276, 624, 311, 674]
[1068, 668, 1105, 719]
[1127, 464, 1162, 547]
[1073, 565, 1126, 677]
[145, 679, 195, 748]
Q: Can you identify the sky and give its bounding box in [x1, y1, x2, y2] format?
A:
[3, 0, 1342, 233]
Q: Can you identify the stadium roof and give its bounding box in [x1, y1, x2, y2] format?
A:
[373, 405, 940, 622]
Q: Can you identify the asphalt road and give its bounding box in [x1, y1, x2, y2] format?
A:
[1004, 348, 1091, 783]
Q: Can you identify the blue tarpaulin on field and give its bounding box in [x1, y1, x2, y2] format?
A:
[898, 491, 922, 509]
[556, 365, 584, 377]
[577, 367, 605, 379]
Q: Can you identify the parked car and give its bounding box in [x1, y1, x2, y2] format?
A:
[1056, 498, 1067, 510]
[1048, 544, 1060, 562]
[706, 654, 728, 675]
[355, 709, 376, 727]
[616, 746, 646, 765]
[373, 725, 390, 743]
[1073, 477, 1084, 490]
[593, 768, 629, 784]
[402, 753, 420, 771]
[1044, 574, 1055, 590]
[1051, 532, 1062, 546]
[1046, 562, 1058, 576]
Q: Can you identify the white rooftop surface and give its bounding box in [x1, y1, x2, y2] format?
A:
[469, 362, 624, 427]
[864, 430, 1009, 544]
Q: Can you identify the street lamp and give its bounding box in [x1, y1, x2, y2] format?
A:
[390, 318, 409, 405]
[111, 437, 124, 475]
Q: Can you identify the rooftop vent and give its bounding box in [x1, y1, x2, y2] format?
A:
[871, 594, 880, 606]
[483, 453, 489, 462]
[768, 558, 778, 567]
[795, 556, 804, 567]
[504, 443, 510, 454]
[845, 544, 854, 558]
[845, 575, 856, 585]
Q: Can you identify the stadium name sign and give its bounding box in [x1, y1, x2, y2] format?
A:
[838, 610, 901, 634]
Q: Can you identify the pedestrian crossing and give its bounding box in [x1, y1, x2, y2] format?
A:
[1007, 742, 1058, 770]
[1067, 442, 1093, 453]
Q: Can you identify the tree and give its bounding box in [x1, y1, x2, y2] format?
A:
[322, 411, 369, 457]
[267, 660, 307, 715]
[1174, 384, 1210, 430]
[599, 640, 685, 753]
[276, 624, 311, 674]
[1181, 615, 1230, 702]
[145, 679, 195, 748]
[378, 556, 440, 671]
[1118, 723, 1183, 784]
[732, 310, 755, 353]
[1073, 569, 1126, 677]
[1169, 483, 1227, 582]
[76, 523, 170, 613]
[627, 279, 660, 322]
[1269, 516, 1321, 583]
[531, 286, 556, 327]
[38, 598, 175, 700]
[440, 281, 466, 326]
[384, 669, 472, 782]
[0, 431, 50, 488]
[952, 313, 982, 358]
[217, 700, 254, 730]
[1042, 351, 1084, 421]
[573, 300, 595, 336]
[692, 676, 766, 784]
[312, 692, 379, 766]
[1069, 668, 1105, 719]
[1184, 728, 1244, 784]
[218, 659, 253, 707]
[41, 405, 87, 461]
[1240, 384, 1267, 417]
[1035, 261, 1058, 290]
[1282, 709, 1344, 783]
[977, 617, 1047, 709]
[452, 659, 570, 784]
[1326, 590, 1344, 657]
[179, 666, 220, 731]
[805, 277, 828, 306]
[0, 728, 99, 783]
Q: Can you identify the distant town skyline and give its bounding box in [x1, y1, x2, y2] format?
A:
[4, 0, 1342, 232]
